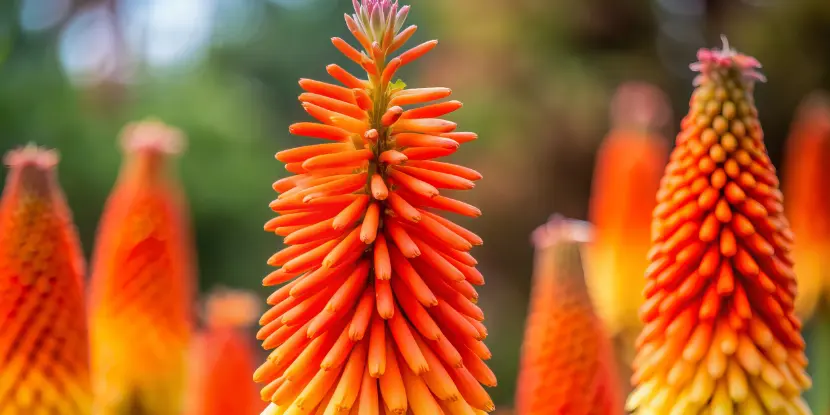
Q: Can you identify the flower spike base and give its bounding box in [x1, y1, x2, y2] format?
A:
[627, 40, 813, 413]
[257, 1, 494, 414]
[0, 146, 92, 413]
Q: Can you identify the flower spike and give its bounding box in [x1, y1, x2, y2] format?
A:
[516, 216, 622, 415]
[627, 40, 812, 414]
[258, 2, 493, 414]
[585, 82, 670, 337]
[783, 91, 830, 320]
[187, 289, 264, 415]
[0, 145, 92, 413]
[89, 119, 197, 415]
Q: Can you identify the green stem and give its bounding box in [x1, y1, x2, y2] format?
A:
[806, 307, 830, 414]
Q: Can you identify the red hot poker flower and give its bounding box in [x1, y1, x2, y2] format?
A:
[89, 120, 197, 415]
[187, 289, 263, 415]
[516, 217, 621, 415]
[627, 40, 812, 413]
[586, 82, 670, 337]
[257, 1, 493, 414]
[0, 146, 92, 413]
[782, 92, 830, 320]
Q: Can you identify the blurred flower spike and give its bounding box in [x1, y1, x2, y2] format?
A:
[89, 119, 196, 415]
[627, 39, 811, 413]
[783, 92, 830, 320]
[585, 82, 670, 337]
[0, 145, 92, 413]
[258, 1, 493, 414]
[188, 289, 263, 415]
[516, 216, 622, 415]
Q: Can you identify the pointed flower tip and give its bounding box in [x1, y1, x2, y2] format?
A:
[610, 81, 672, 131]
[205, 287, 261, 328]
[795, 90, 830, 124]
[352, 0, 407, 43]
[3, 144, 60, 198]
[356, 0, 400, 15]
[3, 144, 59, 170]
[691, 36, 766, 83]
[119, 118, 187, 156]
[531, 214, 593, 248]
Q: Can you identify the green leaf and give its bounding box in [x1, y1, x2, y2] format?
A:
[389, 79, 407, 93]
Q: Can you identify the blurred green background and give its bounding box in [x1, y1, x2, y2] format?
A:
[1, 0, 830, 409]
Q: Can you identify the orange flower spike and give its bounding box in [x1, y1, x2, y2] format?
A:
[258, 0, 493, 413]
[515, 217, 621, 415]
[187, 290, 264, 415]
[89, 120, 197, 415]
[585, 82, 670, 337]
[782, 92, 830, 320]
[627, 39, 812, 413]
[0, 146, 92, 413]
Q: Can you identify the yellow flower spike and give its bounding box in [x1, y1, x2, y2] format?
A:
[782, 91, 830, 320]
[89, 120, 197, 415]
[627, 38, 812, 414]
[515, 216, 621, 415]
[0, 145, 92, 413]
[257, 1, 492, 414]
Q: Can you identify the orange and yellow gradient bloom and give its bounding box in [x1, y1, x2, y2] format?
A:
[516, 217, 621, 415]
[257, 1, 494, 414]
[188, 289, 263, 415]
[89, 121, 196, 415]
[627, 41, 812, 413]
[783, 92, 830, 320]
[0, 146, 92, 413]
[586, 82, 670, 337]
